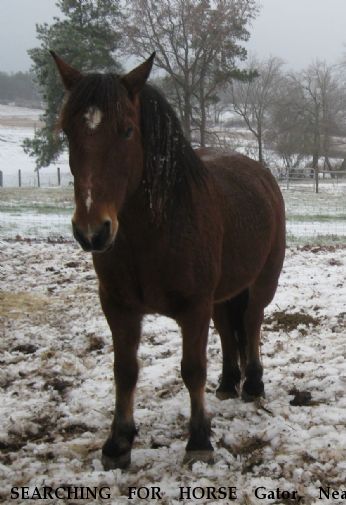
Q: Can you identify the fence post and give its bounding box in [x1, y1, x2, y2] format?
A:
[0, 170, 3, 187]
[57, 166, 61, 186]
[314, 168, 319, 194]
[18, 169, 22, 187]
[286, 167, 290, 190]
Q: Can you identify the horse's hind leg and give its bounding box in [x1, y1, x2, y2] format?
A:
[242, 248, 284, 401]
[242, 298, 265, 401]
[99, 289, 142, 470]
[213, 290, 248, 399]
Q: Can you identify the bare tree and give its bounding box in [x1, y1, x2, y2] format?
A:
[122, 0, 259, 144]
[268, 74, 310, 174]
[271, 61, 346, 191]
[227, 55, 284, 164]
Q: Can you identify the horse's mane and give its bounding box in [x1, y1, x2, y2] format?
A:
[61, 73, 127, 131]
[62, 74, 207, 222]
[139, 84, 207, 222]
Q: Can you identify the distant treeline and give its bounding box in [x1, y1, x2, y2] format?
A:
[0, 72, 41, 108]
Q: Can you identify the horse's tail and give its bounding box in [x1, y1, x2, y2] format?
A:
[227, 289, 249, 370]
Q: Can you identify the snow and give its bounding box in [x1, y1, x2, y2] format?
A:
[0, 104, 41, 119]
[0, 103, 345, 503]
[0, 240, 345, 503]
[0, 127, 39, 176]
[0, 104, 70, 187]
[1, 103, 346, 241]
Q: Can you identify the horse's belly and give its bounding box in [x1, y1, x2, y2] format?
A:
[214, 221, 276, 302]
[214, 261, 262, 302]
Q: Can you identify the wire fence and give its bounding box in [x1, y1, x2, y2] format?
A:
[279, 175, 346, 243]
[0, 180, 345, 244]
[0, 168, 73, 188]
[279, 170, 346, 193]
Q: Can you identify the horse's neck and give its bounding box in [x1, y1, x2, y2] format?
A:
[120, 184, 159, 235]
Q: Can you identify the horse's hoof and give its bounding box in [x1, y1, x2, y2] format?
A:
[241, 389, 265, 403]
[101, 451, 131, 470]
[183, 450, 215, 467]
[242, 378, 265, 402]
[216, 386, 239, 400]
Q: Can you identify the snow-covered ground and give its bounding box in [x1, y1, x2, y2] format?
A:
[2, 185, 346, 242]
[0, 105, 345, 503]
[0, 105, 70, 188]
[1, 104, 346, 242]
[0, 240, 345, 504]
[0, 104, 42, 119]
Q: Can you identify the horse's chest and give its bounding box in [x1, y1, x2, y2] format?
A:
[95, 248, 187, 316]
[132, 258, 186, 315]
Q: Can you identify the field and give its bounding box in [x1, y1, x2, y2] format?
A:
[1, 185, 346, 243]
[1, 103, 346, 242]
[1, 105, 346, 504]
[1, 240, 346, 504]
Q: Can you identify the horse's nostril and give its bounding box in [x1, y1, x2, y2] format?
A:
[104, 219, 111, 232]
[72, 222, 92, 251]
[100, 219, 112, 238]
[91, 220, 113, 251]
[72, 220, 113, 252]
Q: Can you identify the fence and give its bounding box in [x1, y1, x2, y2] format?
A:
[0, 184, 345, 244]
[279, 170, 346, 193]
[0, 168, 73, 188]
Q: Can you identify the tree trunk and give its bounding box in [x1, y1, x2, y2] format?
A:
[312, 153, 319, 193]
[257, 125, 264, 166]
[312, 113, 320, 193]
[182, 87, 192, 142]
[324, 156, 333, 178]
[199, 77, 207, 147]
[312, 151, 319, 193]
[258, 134, 263, 164]
[314, 167, 319, 193]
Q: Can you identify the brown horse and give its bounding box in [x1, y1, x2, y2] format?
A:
[51, 51, 285, 469]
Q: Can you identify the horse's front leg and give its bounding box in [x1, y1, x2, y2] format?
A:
[177, 300, 214, 464]
[99, 289, 142, 470]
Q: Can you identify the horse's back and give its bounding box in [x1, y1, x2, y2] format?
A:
[197, 148, 282, 205]
[196, 148, 285, 303]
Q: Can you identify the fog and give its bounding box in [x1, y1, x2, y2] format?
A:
[0, 0, 346, 72]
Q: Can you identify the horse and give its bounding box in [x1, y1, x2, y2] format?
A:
[51, 51, 286, 470]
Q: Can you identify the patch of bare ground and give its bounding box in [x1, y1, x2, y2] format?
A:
[297, 244, 346, 252]
[220, 436, 271, 474]
[264, 310, 320, 332]
[0, 117, 42, 128]
[0, 291, 50, 320]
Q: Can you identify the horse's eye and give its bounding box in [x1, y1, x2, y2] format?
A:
[124, 126, 133, 139]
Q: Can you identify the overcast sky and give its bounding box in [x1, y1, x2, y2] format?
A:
[1, 0, 346, 73]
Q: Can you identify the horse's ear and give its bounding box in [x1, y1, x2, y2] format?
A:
[50, 51, 83, 90]
[122, 52, 156, 98]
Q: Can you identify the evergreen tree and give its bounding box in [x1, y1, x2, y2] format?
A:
[23, 0, 122, 168]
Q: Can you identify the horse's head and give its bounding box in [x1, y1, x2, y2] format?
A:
[51, 51, 155, 252]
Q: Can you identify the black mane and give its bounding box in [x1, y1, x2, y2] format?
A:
[62, 73, 127, 131]
[140, 84, 207, 222]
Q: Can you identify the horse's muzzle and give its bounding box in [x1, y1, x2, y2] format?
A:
[72, 219, 115, 253]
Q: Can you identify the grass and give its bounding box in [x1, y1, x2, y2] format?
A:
[0, 206, 73, 215]
[0, 187, 74, 207]
[287, 214, 346, 222]
[0, 291, 50, 320]
[286, 233, 346, 244]
[0, 186, 345, 244]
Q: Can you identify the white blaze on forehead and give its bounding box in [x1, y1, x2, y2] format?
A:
[85, 188, 93, 213]
[84, 106, 103, 130]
